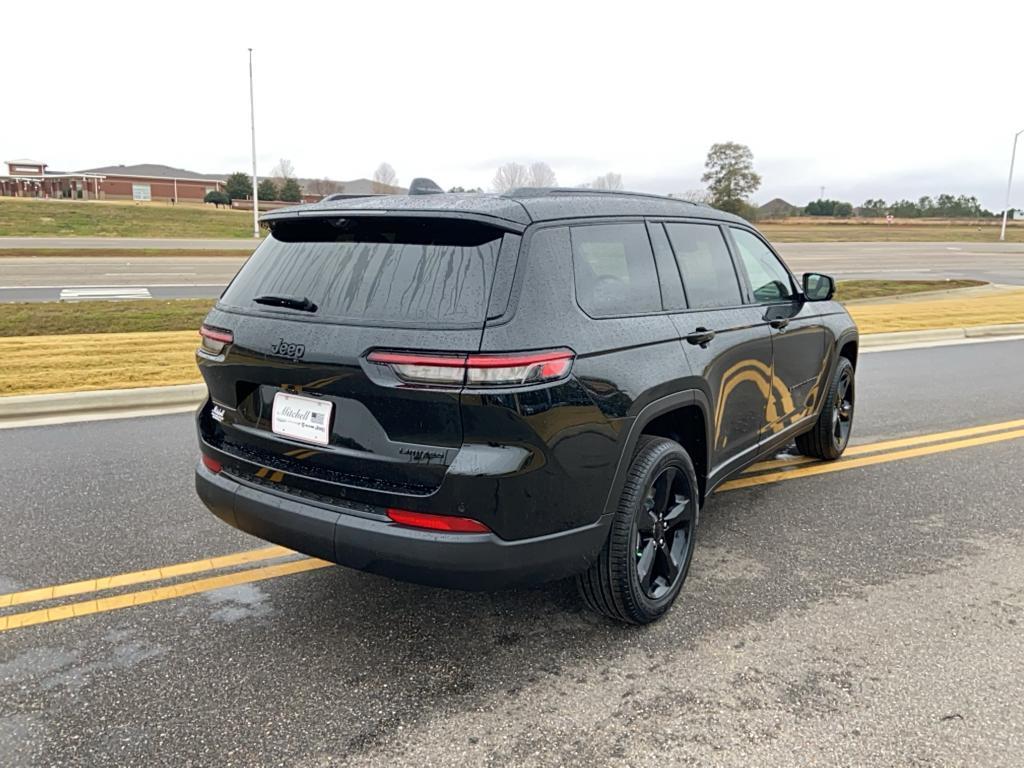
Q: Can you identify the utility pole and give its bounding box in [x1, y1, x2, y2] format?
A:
[1000, 129, 1023, 242]
[248, 48, 260, 239]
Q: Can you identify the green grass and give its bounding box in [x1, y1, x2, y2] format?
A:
[0, 299, 214, 337]
[834, 279, 985, 301]
[0, 248, 251, 258]
[0, 198, 254, 238]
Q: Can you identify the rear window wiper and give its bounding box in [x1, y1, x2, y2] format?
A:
[252, 294, 318, 312]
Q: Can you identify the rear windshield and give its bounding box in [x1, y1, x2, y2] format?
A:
[219, 217, 503, 327]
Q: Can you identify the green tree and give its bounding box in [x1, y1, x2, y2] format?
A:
[860, 199, 887, 217]
[258, 178, 279, 201]
[279, 178, 302, 202]
[701, 142, 761, 214]
[224, 172, 252, 200]
[203, 190, 231, 208]
[834, 201, 854, 217]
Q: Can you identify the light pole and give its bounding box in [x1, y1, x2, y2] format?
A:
[248, 48, 260, 239]
[1000, 128, 1023, 242]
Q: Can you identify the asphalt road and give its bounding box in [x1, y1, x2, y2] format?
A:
[2, 241, 1024, 302]
[1, 338, 1023, 766]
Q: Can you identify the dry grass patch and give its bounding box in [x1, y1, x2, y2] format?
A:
[0, 331, 199, 396]
[760, 221, 1024, 243]
[847, 290, 1024, 333]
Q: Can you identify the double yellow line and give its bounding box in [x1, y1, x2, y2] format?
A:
[0, 547, 331, 633]
[720, 417, 1024, 491]
[2, 417, 1023, 634]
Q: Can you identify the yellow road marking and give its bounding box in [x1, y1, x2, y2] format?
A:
[0, 545, 291, 610]
[0, 557, 332, 633]
[743, 418, 1024, 474]
[718, 428, 1024, 492]
[3, 419, 1023, 634]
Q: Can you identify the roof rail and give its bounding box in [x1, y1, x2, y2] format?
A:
[503, 187, 699, 205]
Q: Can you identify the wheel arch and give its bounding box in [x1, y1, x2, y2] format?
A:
[602, 389, 712, 515]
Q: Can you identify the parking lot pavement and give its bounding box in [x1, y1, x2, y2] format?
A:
[1, 339, 1023, 766]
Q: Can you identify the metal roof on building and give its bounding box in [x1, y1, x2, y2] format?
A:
[76, 164, 225, 181]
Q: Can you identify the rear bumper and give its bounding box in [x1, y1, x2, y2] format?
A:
[196, 462, 611, 591]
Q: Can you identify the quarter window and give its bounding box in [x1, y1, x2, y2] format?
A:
[570, 223, 661, 317]
[730, 228, 795, 302]
[664, 223, 743, 309]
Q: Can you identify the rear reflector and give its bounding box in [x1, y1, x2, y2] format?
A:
[201, 454, 223, 473]
[386, 508, 490, 533]
[367, 348, 574, 387]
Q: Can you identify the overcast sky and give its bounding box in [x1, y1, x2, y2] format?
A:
[2, 1, 1022, 209]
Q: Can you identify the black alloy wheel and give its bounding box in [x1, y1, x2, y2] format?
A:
[832, 365, 854, 451]
[635, 466, 695, 599]
[578, 435, 700, 624]
[795, 355, 856, 460]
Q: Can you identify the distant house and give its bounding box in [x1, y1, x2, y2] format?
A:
[757, 198, 802, 219]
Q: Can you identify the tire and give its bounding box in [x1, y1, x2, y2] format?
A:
[795, 356, 855, 460]
[577, 435, 699, 625]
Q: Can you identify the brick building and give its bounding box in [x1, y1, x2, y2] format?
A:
[1, 160, 224, 202]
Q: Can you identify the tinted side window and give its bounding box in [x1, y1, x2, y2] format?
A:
[664, 223, 743, 309]
[730, 228, 795, 302]
[570, 223, 661, 317]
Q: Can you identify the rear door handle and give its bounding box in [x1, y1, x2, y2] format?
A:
[685, 327, 716, 347]
[769, 318, 790, 330]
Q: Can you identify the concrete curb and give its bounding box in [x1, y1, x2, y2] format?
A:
[0, 383, 207, 423]
[859, 323, 1024, 348]
[2, 323, 1024, 425]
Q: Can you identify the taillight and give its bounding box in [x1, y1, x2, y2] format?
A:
[199, 325, 233, 355]
[201, 454, 222, 473]
[366, 348, 574, 387]
[386, 508, 490, 533]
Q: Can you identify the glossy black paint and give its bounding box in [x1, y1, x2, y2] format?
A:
[194, 190, 858, 588]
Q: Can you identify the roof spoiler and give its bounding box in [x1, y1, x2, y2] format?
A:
[408, 177, 444, 195]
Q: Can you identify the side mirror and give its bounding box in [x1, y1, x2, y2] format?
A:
[802, 272, 835, 301]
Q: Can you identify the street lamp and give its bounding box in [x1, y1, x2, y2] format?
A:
[248, 48, 260, 239]
[1000, 128, 1024, 242]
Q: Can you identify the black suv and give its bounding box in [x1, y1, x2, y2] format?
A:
[195, 189, 857, 624]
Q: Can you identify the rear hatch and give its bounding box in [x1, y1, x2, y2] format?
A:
[197, 215, 514, 504]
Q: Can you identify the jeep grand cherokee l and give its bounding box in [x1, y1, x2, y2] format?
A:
[195, 188, 858, 624]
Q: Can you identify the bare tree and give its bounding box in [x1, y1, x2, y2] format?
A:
[526, 161, 558, 188]
[373, 162, 398, 193]
[492, 162, 530, 192]
[308, 177, 341, 196]
[590, 172, 623, 190]
[671, 189, 713, 204]
[271, 158, 295, 182]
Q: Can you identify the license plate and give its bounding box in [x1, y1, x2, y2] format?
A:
[271, 392, 333, 446]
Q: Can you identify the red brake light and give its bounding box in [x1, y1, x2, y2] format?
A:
[386, 508, 490, 533]
[366, 348, 574, 387]
[201, 454, 223, 473]
[199, 325, 233, 344]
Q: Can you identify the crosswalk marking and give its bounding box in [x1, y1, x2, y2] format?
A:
[59, 287, 152, 301]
